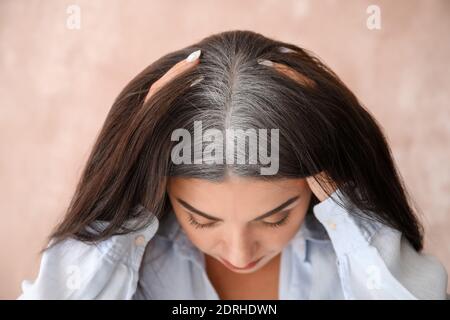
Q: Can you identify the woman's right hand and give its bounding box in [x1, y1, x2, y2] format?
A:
[144, 49, 202, 103]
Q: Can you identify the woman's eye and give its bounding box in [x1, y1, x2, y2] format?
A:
[261, 211, 291, 228]
[186, 211, 292, 230]
[187, 214, 217, 229]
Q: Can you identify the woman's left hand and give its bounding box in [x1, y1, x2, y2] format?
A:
[306, 171, 338, 202]
[259, 60, 337, 202]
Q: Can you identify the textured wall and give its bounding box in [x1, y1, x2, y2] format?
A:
[1, 0, 449, 298]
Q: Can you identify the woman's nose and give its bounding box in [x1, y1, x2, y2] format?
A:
[223, 229, 258, 268]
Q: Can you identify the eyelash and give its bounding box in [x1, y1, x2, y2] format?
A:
[187, 211, 291, 229]
[187, 215, 216, 229]
[263, 213, 291, 228]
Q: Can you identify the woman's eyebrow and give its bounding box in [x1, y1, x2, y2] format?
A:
[175, 195, 301, 222]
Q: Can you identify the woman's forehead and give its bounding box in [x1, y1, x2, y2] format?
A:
[167, 176, 307, 210]
[168, 176, 307, 221]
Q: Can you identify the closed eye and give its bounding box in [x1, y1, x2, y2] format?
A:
[260, 210, 291, 227]
[187, 214, 217, 229]
[186, 210, 292, 229]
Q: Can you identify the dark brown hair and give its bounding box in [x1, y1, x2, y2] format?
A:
[45, 30, 424, 252]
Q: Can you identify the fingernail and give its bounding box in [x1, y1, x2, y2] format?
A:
[278, 46, 296, 53]
[257, 58, 273, 67]
[186, 49, 201, 62]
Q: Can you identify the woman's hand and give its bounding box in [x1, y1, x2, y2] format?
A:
[306, 171, 338, 202]
[258, 55, 337, 202]
[144, 49, 201, 103]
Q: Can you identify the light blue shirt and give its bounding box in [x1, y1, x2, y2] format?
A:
[18, 189, 448, 299]
[133, 205, 344, 299]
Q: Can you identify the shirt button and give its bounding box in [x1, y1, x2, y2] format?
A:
[134, 235, 146, 246]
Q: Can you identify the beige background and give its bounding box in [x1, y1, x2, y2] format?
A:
[1, 0, 449, 299]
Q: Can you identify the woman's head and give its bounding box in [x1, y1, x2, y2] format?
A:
[47, 30, 424, 256]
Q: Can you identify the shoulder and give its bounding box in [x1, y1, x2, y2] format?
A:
[312, 188, 448, 299]
[370, 224, 448, 299]
[18, 206, 159, 299]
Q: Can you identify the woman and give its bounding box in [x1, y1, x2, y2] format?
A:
[18, 30, 448, 299]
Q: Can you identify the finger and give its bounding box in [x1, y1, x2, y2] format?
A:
[147, 50, 201, 99]
[306, 174, 327, 202]
[257, 59, 316, 88]
[306, 172, 337, 202]
[272, 62, 316, 87]
[145, 49, 201, 103]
